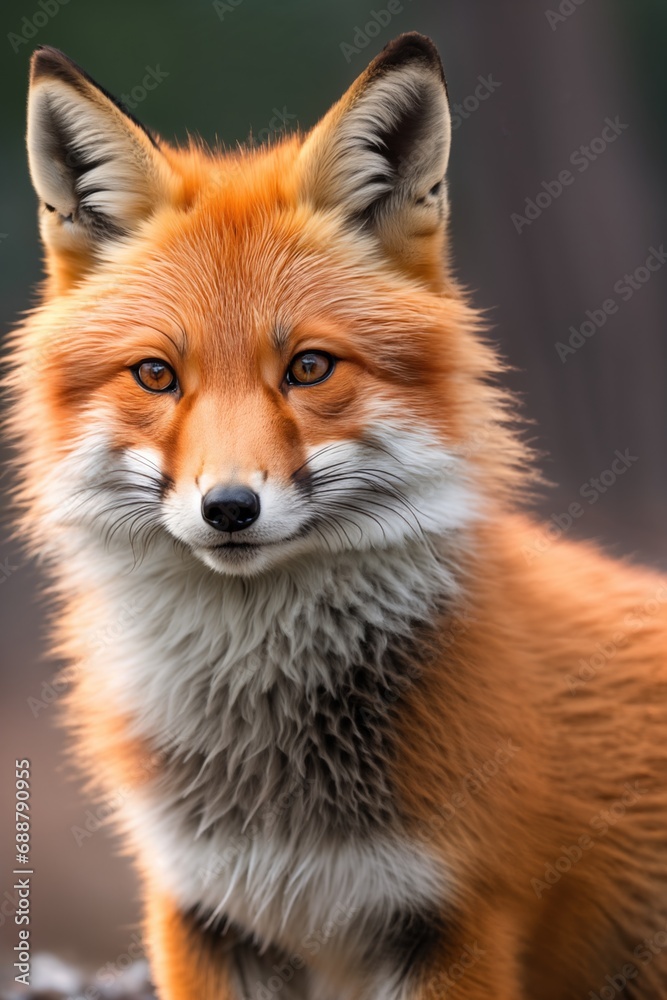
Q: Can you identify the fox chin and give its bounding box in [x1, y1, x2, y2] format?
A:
[6, 31, 667, 1000]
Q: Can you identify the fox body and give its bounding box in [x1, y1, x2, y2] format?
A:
[7, 33, 667, 1000]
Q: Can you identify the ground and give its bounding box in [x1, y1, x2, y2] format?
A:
[0, 955, 155, 1000]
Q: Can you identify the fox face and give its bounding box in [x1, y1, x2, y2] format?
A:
[11, 36, 518, 578]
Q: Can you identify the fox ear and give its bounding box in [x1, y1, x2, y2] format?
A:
[27, 47, 172, 287]
[298, 33, 451, 285]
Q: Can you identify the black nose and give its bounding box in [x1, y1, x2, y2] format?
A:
[201, 486, 261, 532]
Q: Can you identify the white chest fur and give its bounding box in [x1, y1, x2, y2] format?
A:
[128, 790, 445, 962]
[68, 537, 453, 967]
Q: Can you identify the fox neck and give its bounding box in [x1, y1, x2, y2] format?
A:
[67, 530, 465, 789]
[83, 530, 462, 725]
[65, 527, 464, 949]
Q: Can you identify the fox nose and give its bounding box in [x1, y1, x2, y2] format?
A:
[201, 486, 260, 532]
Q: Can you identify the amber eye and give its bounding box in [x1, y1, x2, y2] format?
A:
[286, 351, 335, 386]
[131, 359, 178, 394]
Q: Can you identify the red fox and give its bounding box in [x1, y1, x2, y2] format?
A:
[6, 32, 667, 1000]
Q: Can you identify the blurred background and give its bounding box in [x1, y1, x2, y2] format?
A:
[1, 0, 666, 991]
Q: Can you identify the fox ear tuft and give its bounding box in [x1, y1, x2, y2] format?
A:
[27, 47, 171, 285]
[298, 33, 452, 282]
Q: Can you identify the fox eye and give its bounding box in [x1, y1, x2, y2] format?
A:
[286, 351, 335, 386]
[131, 359, 178, 394]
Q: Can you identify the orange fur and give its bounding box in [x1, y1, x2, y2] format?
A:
[144, 889, 235, 1000]
[6, 34, 667, 1000]
[396, 516, 667, 996]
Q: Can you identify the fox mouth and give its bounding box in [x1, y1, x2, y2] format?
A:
[198, 541, 273, 562]
[193, 532, 309, 575]
[199, 525, 313, 556]
[205, 541, 267, 555]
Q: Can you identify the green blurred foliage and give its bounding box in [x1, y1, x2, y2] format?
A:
[1, 0, 666, 408]
[0, 0, 447, 324]
[612, 0, 667, 164]
[1, 0, 665, 328]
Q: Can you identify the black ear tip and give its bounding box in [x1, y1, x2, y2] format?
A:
[373, 32, 445, 83]
[30, 45, 78, 84]
[28, 45, 161, 151]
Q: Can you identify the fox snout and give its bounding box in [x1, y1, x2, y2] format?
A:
[201, 485, 261, 533]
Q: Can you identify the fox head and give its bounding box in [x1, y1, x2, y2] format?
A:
[9, 35, 524, 578]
